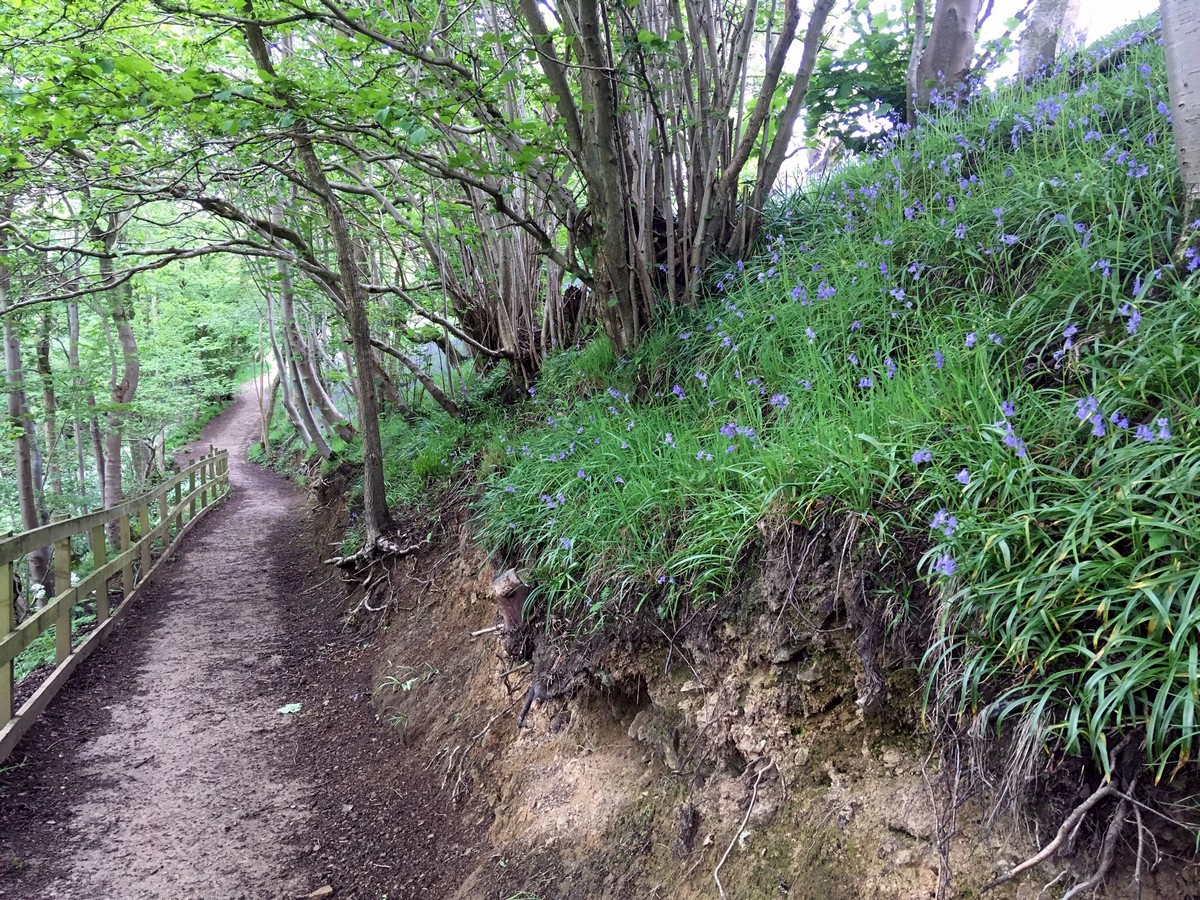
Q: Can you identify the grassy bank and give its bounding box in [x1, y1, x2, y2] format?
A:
[380, 20, 1196, 781]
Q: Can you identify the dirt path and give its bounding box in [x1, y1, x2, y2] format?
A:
[0, 383, 318, 899]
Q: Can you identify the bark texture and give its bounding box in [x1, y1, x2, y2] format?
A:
[913, 0, 983, 110]
[1162, 0, 1200, 221]
[1018, 0, 1083, 79]
[1, 229, 52, 595]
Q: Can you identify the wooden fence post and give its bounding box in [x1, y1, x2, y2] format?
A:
[199, 455, 209, 510]
[120, 513, 133, 601]
[91, 521, 109, 622]
[138, 502, 152, 573]
[53, 522, 72, 665]
[1, 540, 12, 727]
[173, 474, 183, 535]
[188, 469, 197, 521]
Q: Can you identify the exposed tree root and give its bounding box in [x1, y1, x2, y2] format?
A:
[1059, 791, 1130, 900]
[982, 781, 1119, 891]
[323, 532, 431, 570]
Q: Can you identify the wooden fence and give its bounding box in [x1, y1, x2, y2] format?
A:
[0, 448, 230, 763]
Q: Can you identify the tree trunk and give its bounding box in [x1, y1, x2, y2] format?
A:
[1018, 0, 1082, 79]
[1, 234, 52, 595]
[67, 300, 90, 515]
[88, 397, 106, 508]
[913, 0, 983, 111]
[36, 311, 62, 502]
[906, 0, 929, 124]
[271, 203, 355, 442]
[99, 232, 139, 542]
[1163, 0, 1200, 223]
[261, 372, 279, 453]
[243, 17, 391, 545]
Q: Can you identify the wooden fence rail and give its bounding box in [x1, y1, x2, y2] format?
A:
[0, 448, 230, 763]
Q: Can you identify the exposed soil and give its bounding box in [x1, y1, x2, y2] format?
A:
[0, 384, 499, 899]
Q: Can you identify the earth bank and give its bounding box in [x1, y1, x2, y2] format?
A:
[311, 462, 1200, 900]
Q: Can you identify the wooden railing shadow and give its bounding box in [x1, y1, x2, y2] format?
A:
[0, 448, 230, 763]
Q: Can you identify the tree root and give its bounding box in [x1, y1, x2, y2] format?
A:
[323, 532, 431, 570]
[714, 760, 774, 900]
[982, 781, 1119, 891]
[1059, 791, 1131, 900]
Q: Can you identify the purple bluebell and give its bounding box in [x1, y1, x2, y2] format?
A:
[931, 509, 958, 537]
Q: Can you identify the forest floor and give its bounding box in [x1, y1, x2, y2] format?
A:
[0, 383, 492, 900]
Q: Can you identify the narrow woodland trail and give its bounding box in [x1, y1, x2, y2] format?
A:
[0, 384, 319, 899]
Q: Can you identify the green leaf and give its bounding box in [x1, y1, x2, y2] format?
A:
[112, 56, 153, 76]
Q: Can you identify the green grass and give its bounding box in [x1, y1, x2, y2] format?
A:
[384, 19, 1200, 781]
[14, 607, 98, 682]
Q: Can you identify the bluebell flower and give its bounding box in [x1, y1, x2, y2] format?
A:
[1002, 422, 1027, 457]
[931, 509, 958, 537]
[1075, 395, 1099, 421]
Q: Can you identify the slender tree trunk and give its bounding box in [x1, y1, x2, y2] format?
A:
[36, 312, 63, 502]
[372, 339, 461, 418]
[265, 285, 321, 451]
[261, 372, 279, 453]
[906, 0, 929, 124]
[1018, 0, 1082, 79]
[913, 0, 983, 110]
[1163, 0, 1200, 223]
[67, 300, 90, 515]
[245, 19, 385, 542]
[1, 235, 52, 594]
[97, 230, 139, 541]
[88, 397, 105, 506]
[271, 203, 355, 442]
